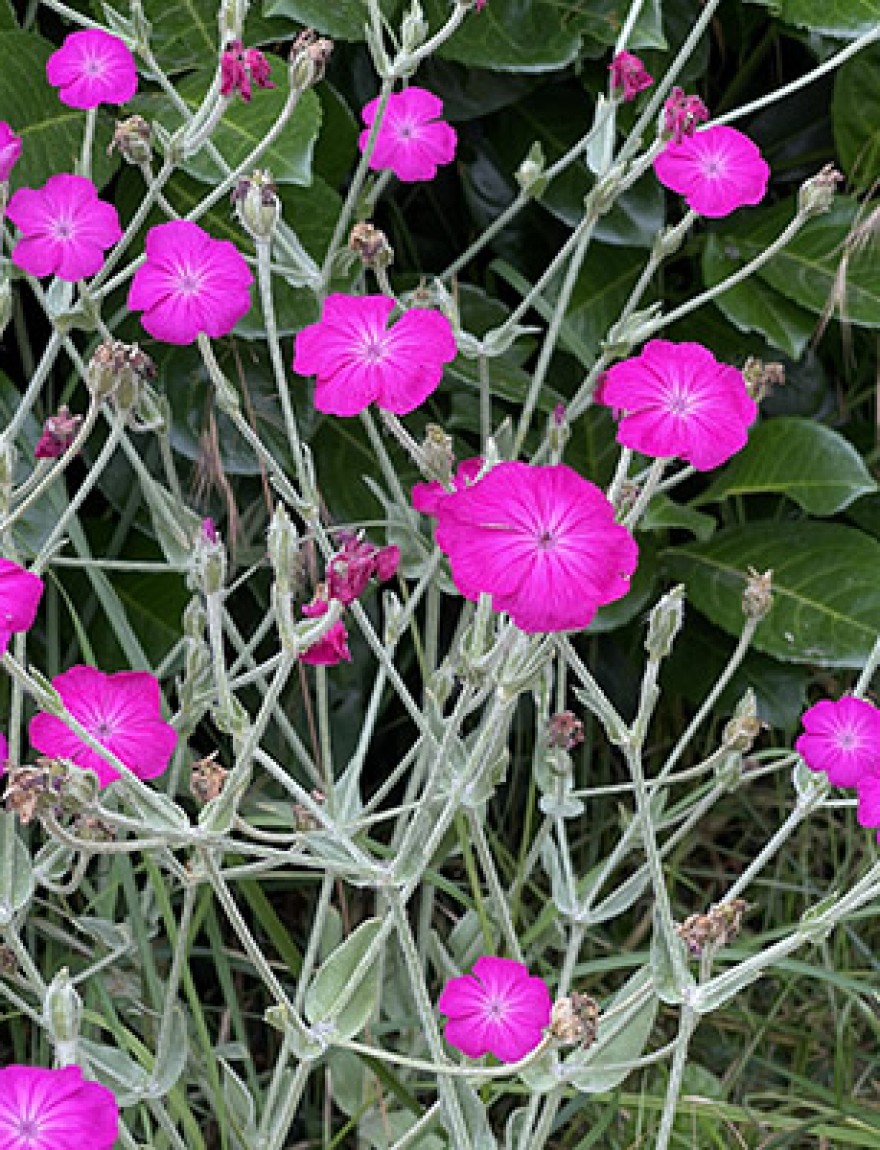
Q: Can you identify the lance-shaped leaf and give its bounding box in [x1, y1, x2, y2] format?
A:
[305, 917, 383, 1041]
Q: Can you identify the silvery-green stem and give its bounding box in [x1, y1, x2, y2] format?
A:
[614, 0, 646, 53]
[0, 329, 63, 451]
[655, 1005, 698, 1150]
[623, 457, 668, 529]
[466, 809, 524, 962]
[607, 446, 634, 508]
[151, 882, 197, 1086]
[90, 159, 175, 292]
[79, 107, 96, 181]
[256, 237, 306, 474]
[262, 1061, 310, 1150]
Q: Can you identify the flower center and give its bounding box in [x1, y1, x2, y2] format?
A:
[699, 153, 726, 179]
[836, 727, 860, 751]
[15, 1116, 41, 1143]
[535, 529, 557, 551]
[83, 53, 106, 78]
[94, 718, 116, 738]
[664, 384, 694, 417]
[175, 265, 204, 297]
[395, 119, 420, 142]
[485, 995, 508, 1022]
[52, 216, 76, 242]
[360, 337, 387, 364]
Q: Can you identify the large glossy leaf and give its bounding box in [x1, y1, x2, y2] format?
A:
[664, 522, 880, 667]
[0, 32, 118, 192]
[421, 0, 582, 73]
[132, 61, 321, 186]
[141, 0, 292, 72]
[702, 234, 815, 360]
[262, 0, 401, 40]
[566, 0, 665, 51]
[697, 418, 876, 516]
[715, 198, 880, 327]
[745, 0, 880, 36]
[833, 44, 880, 187]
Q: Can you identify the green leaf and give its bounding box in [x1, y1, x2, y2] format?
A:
[640, 493, 717, 541]
[715, 197, 880, 327]
[141, 0, 291, 72]
[0, 32, 119, 192]
[262, 0, 400, 40]
[697, 418, 876, 516]
[745, 0, 880, 37]
[702, 234, 815, 360]
[305, 917, 382, 1041]
[0, 813, 34, 925]
[567, 0, 666, 50]
[833, 44, 880, 187]
[565, 967, 658, 1094]
[133, 63, 322, 185]
[0, 0, 17, 28]
[421, 0, 582, 73]
[664, 521, 880, 667]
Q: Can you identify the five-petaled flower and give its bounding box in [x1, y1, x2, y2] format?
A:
[432, 461, 638, 634]
[609, 51, 653, 102]
[796, 695, 880, 841]
[654, 124, 769, 218]
[293, 294, 457, 416]
[0, 559, 44, 658]
[438, 956, 552, 1063]
[0, 1064, 119, 1150]
[359, 87, 457, 183]
[220, 41, 275, 103]
[47, 28, 137, 108]
[127, 220, 253, 344]
[29, 665, 178, 788]
[596, 340, 757, 470]
[0, 121, 22, 184]
[7, 174, 122, 282]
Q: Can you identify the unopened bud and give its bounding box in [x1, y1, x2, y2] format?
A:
[0, 268, 10, 340]
[550, 993, 599, 1047]
[183, 597, 207, 640]
[192, 518, 226, 594]
[290, 29, 333, 90]
[515, 141, 547, 198]
[546, 711, 584, 751]
[267, 504, 304, 595]
[798, 164, 843, 219]
[43, 968, 82, 1046]
[421, 424, 455, 485]
[349, 222, 394, 270]
[722, 689, 763, 753]
[231, 169, 280, 241]
[548, 403, 569, 454]
[108, 115, 153, 165]
[400, 0, 429, 53]
[742, 567, 773, 621]
[646, 584, 685, 660]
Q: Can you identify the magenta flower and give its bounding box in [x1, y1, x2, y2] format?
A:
[47, 28, 137, 109]
[360, 88, 457, 183]
[35, 406, 83, 460]
[0, 122, 22, 183]
[434, 462, 638, 634]
[220, 41, 275, 103]
[597, 340, 757, 471]
[326, 533, 400, 604]
[0, 1064, 118, 1150]
[127, 220, 253, 344]
[412, 457, 484, 517]
[29, 665, 178, 788]
[0, 559, 44, 658]
[438, 956, 552, 1063]
[795, 697, 880, 788]
[299, 598, 352, 666]
[654, 125, 770, 218]
[609, 51, 653, 101]
[6, 174, 122, 282]
[662, 87, 709, 145]
[293, 294, 456, 417]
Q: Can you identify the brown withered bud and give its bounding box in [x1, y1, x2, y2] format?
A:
[4, 759, 71, 825]
[676, 898, 749, 958]
[0, 945, 17, 977]
[293, 789, 325, 832]
[550, 992, 600, 1047]
[231, 169, 280, 241]
[349, 222, 394, 270]
[87, 340, 156, 407]
[420, 424, 455, 485]
[73, 814, 117, 843]
[190, 752, 228, 804]
[290, 29, 334, 90]
[742, 357, 785, 405]
[108, 115, 153, 165]
[546, 711, 584, 751]
[742, 567, 773, 622]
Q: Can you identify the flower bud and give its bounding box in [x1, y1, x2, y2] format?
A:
[190, 752, 228, 803]
[798, 164, 843, 219]
[192, 517, 226, 595]
[0, 266, 11, 340]
[73, 814, 117, 842]
[349, 221, 394, 270]
[108, 115, 153, 165]
[722, 689, 763, 753]
[400, 0, 429, 53]
[267, 504, 303, 596]
[0, 945, 16, 976]
[515, 141, 547, 198]
[742, 567, 773, 622]
[290, 29, 333, 91]
[183, 597, 207, 640]
[232, 169, 281, 241]
[420, 424, 455, 485]
[43, 968, 82, 1047]
[548, 403, 569, 455]
[645, 584, 685, 661]
[546, 711, 584, 751]
[676, 898, 748, 958]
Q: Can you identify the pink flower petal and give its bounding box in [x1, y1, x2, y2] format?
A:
[359, 87, 456, 183]
[654, 125, 769, 218]
[47, 29, 137, 108]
